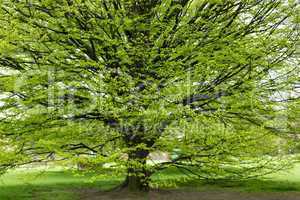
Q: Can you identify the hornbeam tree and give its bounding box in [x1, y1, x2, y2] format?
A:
[0, 0, 299, 191]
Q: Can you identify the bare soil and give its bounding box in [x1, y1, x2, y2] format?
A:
[77, 189, 300, 200]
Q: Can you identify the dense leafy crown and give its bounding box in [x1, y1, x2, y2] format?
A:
[0, 0, 299, 182]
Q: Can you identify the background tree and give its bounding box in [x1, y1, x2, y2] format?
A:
[0, 0, 299, 191]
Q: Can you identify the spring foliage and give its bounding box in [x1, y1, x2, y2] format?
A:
[0, 0, 299, 189]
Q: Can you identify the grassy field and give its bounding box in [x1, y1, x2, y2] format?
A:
[0, 164, 300, 200]
[0, 168, 122, 200]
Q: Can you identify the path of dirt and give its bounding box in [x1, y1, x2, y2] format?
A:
[77, 189, 300, 200]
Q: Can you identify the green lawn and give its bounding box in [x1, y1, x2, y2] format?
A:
[0, 164, 300, 200]
[0, 168, 122, 200]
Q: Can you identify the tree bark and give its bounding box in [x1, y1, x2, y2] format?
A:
[123, 150, 151, 192]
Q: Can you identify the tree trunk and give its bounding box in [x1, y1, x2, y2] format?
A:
[123, 150, 150, 192]
[126, 166, 150, 191]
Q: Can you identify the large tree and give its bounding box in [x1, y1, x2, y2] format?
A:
[0, 0, 299, 191]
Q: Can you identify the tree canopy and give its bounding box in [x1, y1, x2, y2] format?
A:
[0, 0, 299, 191]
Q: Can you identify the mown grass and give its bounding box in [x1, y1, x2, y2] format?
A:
[152, 164, 300, 192]
[0, 169, 122, 200]
[0, 164, 300, 200]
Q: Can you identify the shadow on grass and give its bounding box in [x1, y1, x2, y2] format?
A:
[0, 170, 123, 200]
[170, 178, 300, 192]
[1, 169, 300, 200]
[152, 167, 300, 192]
[0, 180, 123, 200]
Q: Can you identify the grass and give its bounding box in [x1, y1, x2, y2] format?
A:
[0, 164, 300, 200]
[0, 168, 122, 200]
[150, 165, 300, 193]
